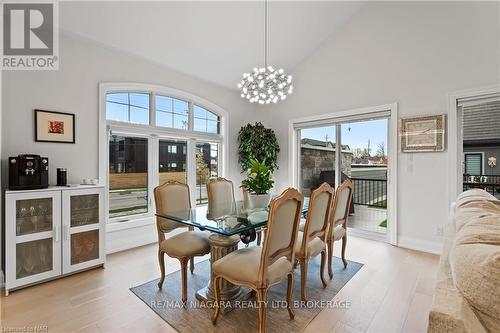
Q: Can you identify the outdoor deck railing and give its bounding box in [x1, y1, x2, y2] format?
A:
[350, 178, 387, 208]
[463, 174, 500, 196]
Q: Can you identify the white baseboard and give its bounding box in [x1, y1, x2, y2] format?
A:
[398, 236, 444, 255]
[347, 227, 388, 243]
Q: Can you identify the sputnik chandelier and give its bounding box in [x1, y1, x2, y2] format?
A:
[238, 0, 293, 104]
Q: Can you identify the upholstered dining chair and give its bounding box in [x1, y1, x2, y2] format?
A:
[242, 188, 263, 245]
[154, 181, 210, 304]
[207, 177, 236, 218]
[295, 182, 334, 301]
[327, 179, 354, 279]
[212, 188, 304, 333]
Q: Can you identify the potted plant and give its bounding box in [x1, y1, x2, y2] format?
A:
[238, 122, 280, 173]
[241, 158, 274, 209]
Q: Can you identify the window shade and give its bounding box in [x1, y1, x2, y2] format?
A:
[464, 153, 482, 176]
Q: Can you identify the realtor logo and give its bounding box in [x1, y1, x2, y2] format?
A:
[2, 2, 59, 70]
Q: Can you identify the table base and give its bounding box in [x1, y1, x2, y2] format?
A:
[194, 233, 253, 313]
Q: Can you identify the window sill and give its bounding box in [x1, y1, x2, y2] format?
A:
[106, 215, 155, 233]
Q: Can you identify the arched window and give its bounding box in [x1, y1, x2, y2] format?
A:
[99, 83, 227, 223]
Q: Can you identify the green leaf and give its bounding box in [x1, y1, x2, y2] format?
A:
[237, 122, 280, 173]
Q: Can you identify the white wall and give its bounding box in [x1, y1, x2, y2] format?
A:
[1, 33, 254, 253]
[258, 1, 500, 253]
[2, 2, 499, 258]
[2, 33, 253, 187]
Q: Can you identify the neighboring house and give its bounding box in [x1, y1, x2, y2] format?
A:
[300, 138, 353, 195]
[463, 100, 500, 176]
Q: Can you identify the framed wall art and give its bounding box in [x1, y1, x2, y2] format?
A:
[35, 109, 75, 143]
[400, 114, 446, 152]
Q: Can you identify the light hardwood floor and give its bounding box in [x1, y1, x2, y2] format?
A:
[0, 236, 439, 333]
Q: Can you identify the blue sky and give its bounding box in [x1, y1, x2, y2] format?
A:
[106, 93, 218, 132]
[301, 118, 388, 155]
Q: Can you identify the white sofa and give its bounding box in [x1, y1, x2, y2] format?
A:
[428, 189, 500, 333]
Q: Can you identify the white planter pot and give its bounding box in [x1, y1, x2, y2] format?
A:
[247, 193, 271, 209]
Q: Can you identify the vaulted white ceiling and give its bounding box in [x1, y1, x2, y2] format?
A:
[60, 1, 363, 89]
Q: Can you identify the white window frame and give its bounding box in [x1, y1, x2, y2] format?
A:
[288, 103, 398, 246]
[448, 84, 500, 205]
[99, 83, 229, 230]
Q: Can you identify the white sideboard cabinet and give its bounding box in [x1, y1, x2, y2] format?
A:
[5, 185, 106, 295]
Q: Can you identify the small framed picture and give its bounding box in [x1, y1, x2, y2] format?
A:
[400, 114, 446, 152]
[35, 109, 75, 143]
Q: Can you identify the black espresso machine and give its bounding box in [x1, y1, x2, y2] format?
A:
[9, 154, 49, 190]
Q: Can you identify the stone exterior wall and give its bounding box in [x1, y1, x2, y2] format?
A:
[300, 147, 353, 195]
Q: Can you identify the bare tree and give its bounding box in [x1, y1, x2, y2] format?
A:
[376, 142, 386, 158]
[352, 148, 364, 159]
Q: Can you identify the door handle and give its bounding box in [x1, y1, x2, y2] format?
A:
[64, 225, 69, 241]
[54, 225, 60, 242]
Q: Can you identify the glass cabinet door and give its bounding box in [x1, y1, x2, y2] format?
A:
[62, 187, 105, 274]
[6, 191, 62, 291]
[70, 194, 99, 227]
[16, 198, 53, 236]
[16, 238, 53, 279]
[71, 230, 100, 265]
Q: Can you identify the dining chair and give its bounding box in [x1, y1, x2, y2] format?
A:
[242, 188, 263, 245]
[295, 182, 334, 301]
[154, 181, 210, 304]
[327, 179, 354, 279]
[207, 178, 263, 245]
[207, 177, 236, 216]
[212, 188, 304, 333]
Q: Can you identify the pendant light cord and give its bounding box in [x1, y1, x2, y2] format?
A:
[264, 0, 268, 68]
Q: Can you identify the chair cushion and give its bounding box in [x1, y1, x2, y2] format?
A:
[454, 199, 500, 231]
[449, 213, 500, 332]
[294, 231, 325, 258]
[455, 189, 496, 209]
[300, 223, 345, 241]
[332, 225, 346, 241]
[160, 230, 210, 258]
[212, 246, 292, 286]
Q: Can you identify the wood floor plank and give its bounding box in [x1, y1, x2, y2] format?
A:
[401, 292, 433, 333]
[74, 323, 102, 333]
[0, 237, 439, 333]
[365, 262, 422, 333]
[331, 322, 364, 333]
[303, 265, 376, 332]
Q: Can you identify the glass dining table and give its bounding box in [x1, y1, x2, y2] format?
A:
[156, 198, 309, 304]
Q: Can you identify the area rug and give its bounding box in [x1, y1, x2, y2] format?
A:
[130, 256, 363, 333]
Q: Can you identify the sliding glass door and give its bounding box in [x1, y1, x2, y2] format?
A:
[299, 125, 336, 196]
[340, 119, 388, 235]
[297, 114, 391, 241]
[459, 96, 500, 199]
